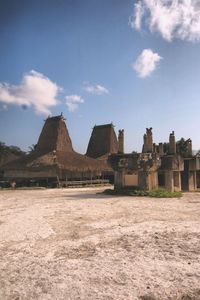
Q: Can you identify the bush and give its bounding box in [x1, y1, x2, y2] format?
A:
[101, 188, 148, 196]
[149, 188, 182, 198]
[102, 187, 182, 198]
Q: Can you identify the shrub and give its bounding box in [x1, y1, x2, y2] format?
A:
[101, 188, 148, 196]
[149, 188, 182, 198]
[102, 187, 182, 198]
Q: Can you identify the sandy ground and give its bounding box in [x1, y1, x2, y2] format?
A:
[0, 188, 200, 300]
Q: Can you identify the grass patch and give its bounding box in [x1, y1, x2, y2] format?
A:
[102, 187, 182, 198]
[101, 188, 148, 197]
[149, 188, 182, 198]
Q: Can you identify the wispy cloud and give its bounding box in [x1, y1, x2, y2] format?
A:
[0, 70, 61, 115]
[132, 1, 144, 30]
[130, 0, 200, 42]
[133, 49, 162, 78]
[83, 83, 109, 95]
[65, 94, 84, 112]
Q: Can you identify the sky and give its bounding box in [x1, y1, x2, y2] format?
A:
[1, 0, 200, 153]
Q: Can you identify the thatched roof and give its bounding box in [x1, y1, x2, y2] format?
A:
[3, 150, 108, 172]
[36, 115, 73, 153]
[2, 115, 109, 178]
[86, 123, 118, 159]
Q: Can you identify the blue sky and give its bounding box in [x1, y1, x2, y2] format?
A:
[1, 0, 200, 153]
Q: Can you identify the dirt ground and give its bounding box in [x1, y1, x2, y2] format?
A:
[0, 187, 200, 300]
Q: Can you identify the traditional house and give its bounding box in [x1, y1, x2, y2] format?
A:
[86, 123, 118, 159]
[2, 115, 109, 185]
[86, 123, 119, 181]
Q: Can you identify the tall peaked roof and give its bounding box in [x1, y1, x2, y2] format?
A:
[2, 115, 110, 177]
[86, 123, 118, 159]
[36, 115, 73, 153]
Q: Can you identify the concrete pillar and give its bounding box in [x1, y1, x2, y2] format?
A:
[173, 171, 181, 192]
[118, 130, 124, 154]
[159, 143, 164, 155]
[188, 171, 197, 191]
[165, 171, 174, 192]
[169, 131, 176, 154]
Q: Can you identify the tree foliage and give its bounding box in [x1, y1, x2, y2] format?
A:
[176, 138, 192, 157]
[162, 138, 192, 157]
[0, 141, 25, 165]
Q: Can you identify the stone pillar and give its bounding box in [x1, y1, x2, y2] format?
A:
[169, 131, 176, 154]
[143, 128, 153, 153]
[188, 171, 197, 191]
[118, 129, 124, 154]
[138, 171, 148, 190]
[153, 143, 157, 153]
[158, 143, 164, 155]
[148, 171, 158, 190]
[143, 134, 147, 153]
[165, 171, 174, 192]
[154, 171, 158, 189]
[138, 170, 157, 191]
[186, 139, 192, 156]
[114, 171, 125, 190]
[173, 171, 181, 192]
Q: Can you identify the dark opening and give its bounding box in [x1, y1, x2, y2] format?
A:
[196, 171, 200, 188]
[158, 172, 165, 187]
[181, 160, 189, 191]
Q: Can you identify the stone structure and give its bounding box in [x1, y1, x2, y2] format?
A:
[110, 152, 160, 191]
[110, 128, 200, 192]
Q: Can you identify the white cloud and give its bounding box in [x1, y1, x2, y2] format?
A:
[133, 49, 162, 78]
[0, 70, 61, 115]
[65, 94, 84, 112]
[131, 0, 200, 42]
[84, 83, 109, 95]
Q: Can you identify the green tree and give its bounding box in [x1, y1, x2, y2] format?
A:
[176, 138, 192, 157]
[0, 141, 25, 166]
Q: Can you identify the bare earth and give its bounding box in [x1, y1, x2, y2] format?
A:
[0, 188, 200, 300]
